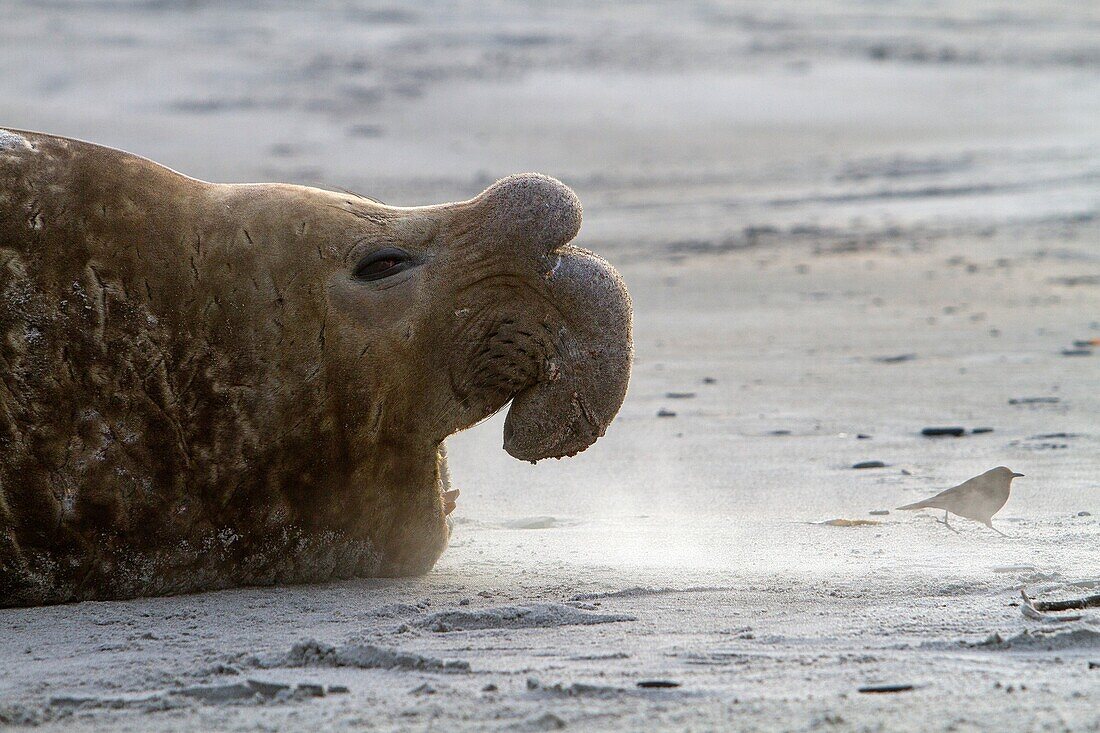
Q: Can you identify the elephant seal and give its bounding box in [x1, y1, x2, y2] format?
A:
[0, 129, 632, 606]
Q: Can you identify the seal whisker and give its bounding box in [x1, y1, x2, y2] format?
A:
[330, 185, 384, 206]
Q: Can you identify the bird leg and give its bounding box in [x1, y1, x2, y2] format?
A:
[937, 510, 958, 533]
[987, 523, 1007, 537]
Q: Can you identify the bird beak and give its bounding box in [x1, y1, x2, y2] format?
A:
[1011, 472, 1025, 478]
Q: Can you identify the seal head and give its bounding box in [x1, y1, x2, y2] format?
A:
[0, 130, 632, 604]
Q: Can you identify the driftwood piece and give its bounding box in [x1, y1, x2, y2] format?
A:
[1028, 592, 1100, 612]
[1020, 590, 1085, 622]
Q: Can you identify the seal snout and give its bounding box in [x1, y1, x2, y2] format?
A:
[449, 173, 631, 464]
[474, 173, 582, 255]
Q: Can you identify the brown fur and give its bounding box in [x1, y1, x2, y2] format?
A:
[0, 129, 632, 606]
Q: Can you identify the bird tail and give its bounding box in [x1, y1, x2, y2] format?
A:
[897, 499, 938, 511]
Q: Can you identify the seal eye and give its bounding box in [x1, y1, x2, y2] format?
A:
[353, 248, 413, 282]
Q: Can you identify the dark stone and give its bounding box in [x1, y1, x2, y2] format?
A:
[208, 663, 240, 675]
[657, 409, 677, 418]
[921, 427, 965, 437]
[858, 684, 914, 694]
[971, 427, 994, 434]
[295, 684, 325, 698]
[246, 679, 290, 698]
[853, 461, 887, 469]
[177, 684, 255, 702]
[637, 680, 681, 688]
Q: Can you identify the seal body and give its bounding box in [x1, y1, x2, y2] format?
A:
[0, 130, 632, 606]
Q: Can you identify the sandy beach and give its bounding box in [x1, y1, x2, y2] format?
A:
[1, 1, 1099, 730]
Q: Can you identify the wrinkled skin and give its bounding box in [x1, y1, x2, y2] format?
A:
[0, 130, 632, 606]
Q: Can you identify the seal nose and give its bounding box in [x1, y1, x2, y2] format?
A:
[471, 173, 582, 256]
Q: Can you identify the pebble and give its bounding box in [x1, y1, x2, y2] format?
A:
[873, 353, 916, 363]
[208, 663, 239, 675]
[857, 434, 871, 439]
[1061, 349, 1092, 356]
[858, 684, 914, 694]
[657, 408, 677, 418]
[769, 429, 792, 436]
[702, 377, 717, 384]
[665, 391, 696, 399]
[637, 680, 681, 689]
[327, 685, 350, 694]
[295, 683, 325, 698]
[1078, 511, 1092, 517]
[853, 461, 887, 469]
[177, 684, 254, 703]
[482, 683, 498, 692]
[971, 427, 994, 434]
[869, 510, 890, 516]
[921, 426, 965, 437]
[246, 679, 290, 698]
[1009, 397, 1059, 405]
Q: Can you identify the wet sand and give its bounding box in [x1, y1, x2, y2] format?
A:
[1, 1, 1099, 730]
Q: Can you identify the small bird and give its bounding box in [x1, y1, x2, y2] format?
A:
[897, 466, 1023, 535]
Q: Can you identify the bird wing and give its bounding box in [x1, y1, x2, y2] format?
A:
[896, 476, 978, 510]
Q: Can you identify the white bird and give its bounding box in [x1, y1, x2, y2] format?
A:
[897, 466, 1023, 535]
